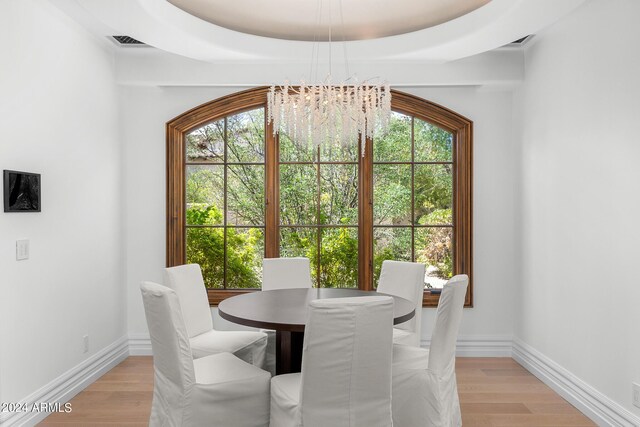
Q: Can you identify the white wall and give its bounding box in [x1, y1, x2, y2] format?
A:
[120, 80, 518, 345]
[414, 87, 518, 345]
[515, 0, 640, 419]
[0, 0, 124, 407]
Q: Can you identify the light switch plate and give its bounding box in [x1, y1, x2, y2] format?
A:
[633, 382, 640, 409]
[16, 239, 29, 261]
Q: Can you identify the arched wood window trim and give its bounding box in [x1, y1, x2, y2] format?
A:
[167, 87, 473, 307]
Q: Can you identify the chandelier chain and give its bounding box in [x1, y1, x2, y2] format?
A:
[339, 0, 349, 79]
[328, 0, 332, 78]
[267, 0, 392, 156]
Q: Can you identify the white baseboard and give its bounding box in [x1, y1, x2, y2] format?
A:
[128, 332, 153, 356]
[512, 339, 640, 427]
[129, 333, 514, 358]
[421, 334, 513, 357]
[0, 336, 129, 427]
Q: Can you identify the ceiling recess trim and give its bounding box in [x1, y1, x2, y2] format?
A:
[52, 0, 587, 62]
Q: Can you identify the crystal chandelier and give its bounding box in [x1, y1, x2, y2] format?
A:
[267, 81, 391, 154]
[266, 0, 391, 155]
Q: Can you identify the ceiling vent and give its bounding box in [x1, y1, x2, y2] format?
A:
[504, 35, 533, 47]
[111, 36, 147, 47]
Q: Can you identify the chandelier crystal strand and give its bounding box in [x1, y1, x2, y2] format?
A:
[267, 81, 391, 156]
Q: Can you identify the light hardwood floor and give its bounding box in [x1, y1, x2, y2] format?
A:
[40, 356, 595, 426]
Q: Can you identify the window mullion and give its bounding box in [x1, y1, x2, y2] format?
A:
[316, 147, 321, 288]
[223, 118, 228, 290]
[265, 111, 279, 258]
[359, 136, 374, 291]
[411, 116, 415, 262]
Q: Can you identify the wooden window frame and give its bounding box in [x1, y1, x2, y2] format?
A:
[167, 87, 473, 307]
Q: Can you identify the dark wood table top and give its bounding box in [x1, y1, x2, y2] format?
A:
[218, 288, 415, 332]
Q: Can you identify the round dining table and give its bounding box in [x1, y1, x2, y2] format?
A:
[218, 288, 415, 375]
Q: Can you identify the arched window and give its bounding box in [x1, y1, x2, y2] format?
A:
[167, 88, 472, 306]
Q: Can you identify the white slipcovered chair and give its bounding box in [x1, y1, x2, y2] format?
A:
[140, 281, 271, 427]
[377, 260, 426, 347]
[262, 257, 313, 375]
[263, 257, 313, 291]
[391, 274, 469, 427]
[270, 296, 395, 427]
[164, 264, 267, 368]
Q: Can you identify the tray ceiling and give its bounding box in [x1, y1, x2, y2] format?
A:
[167, 0, 491, 41]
